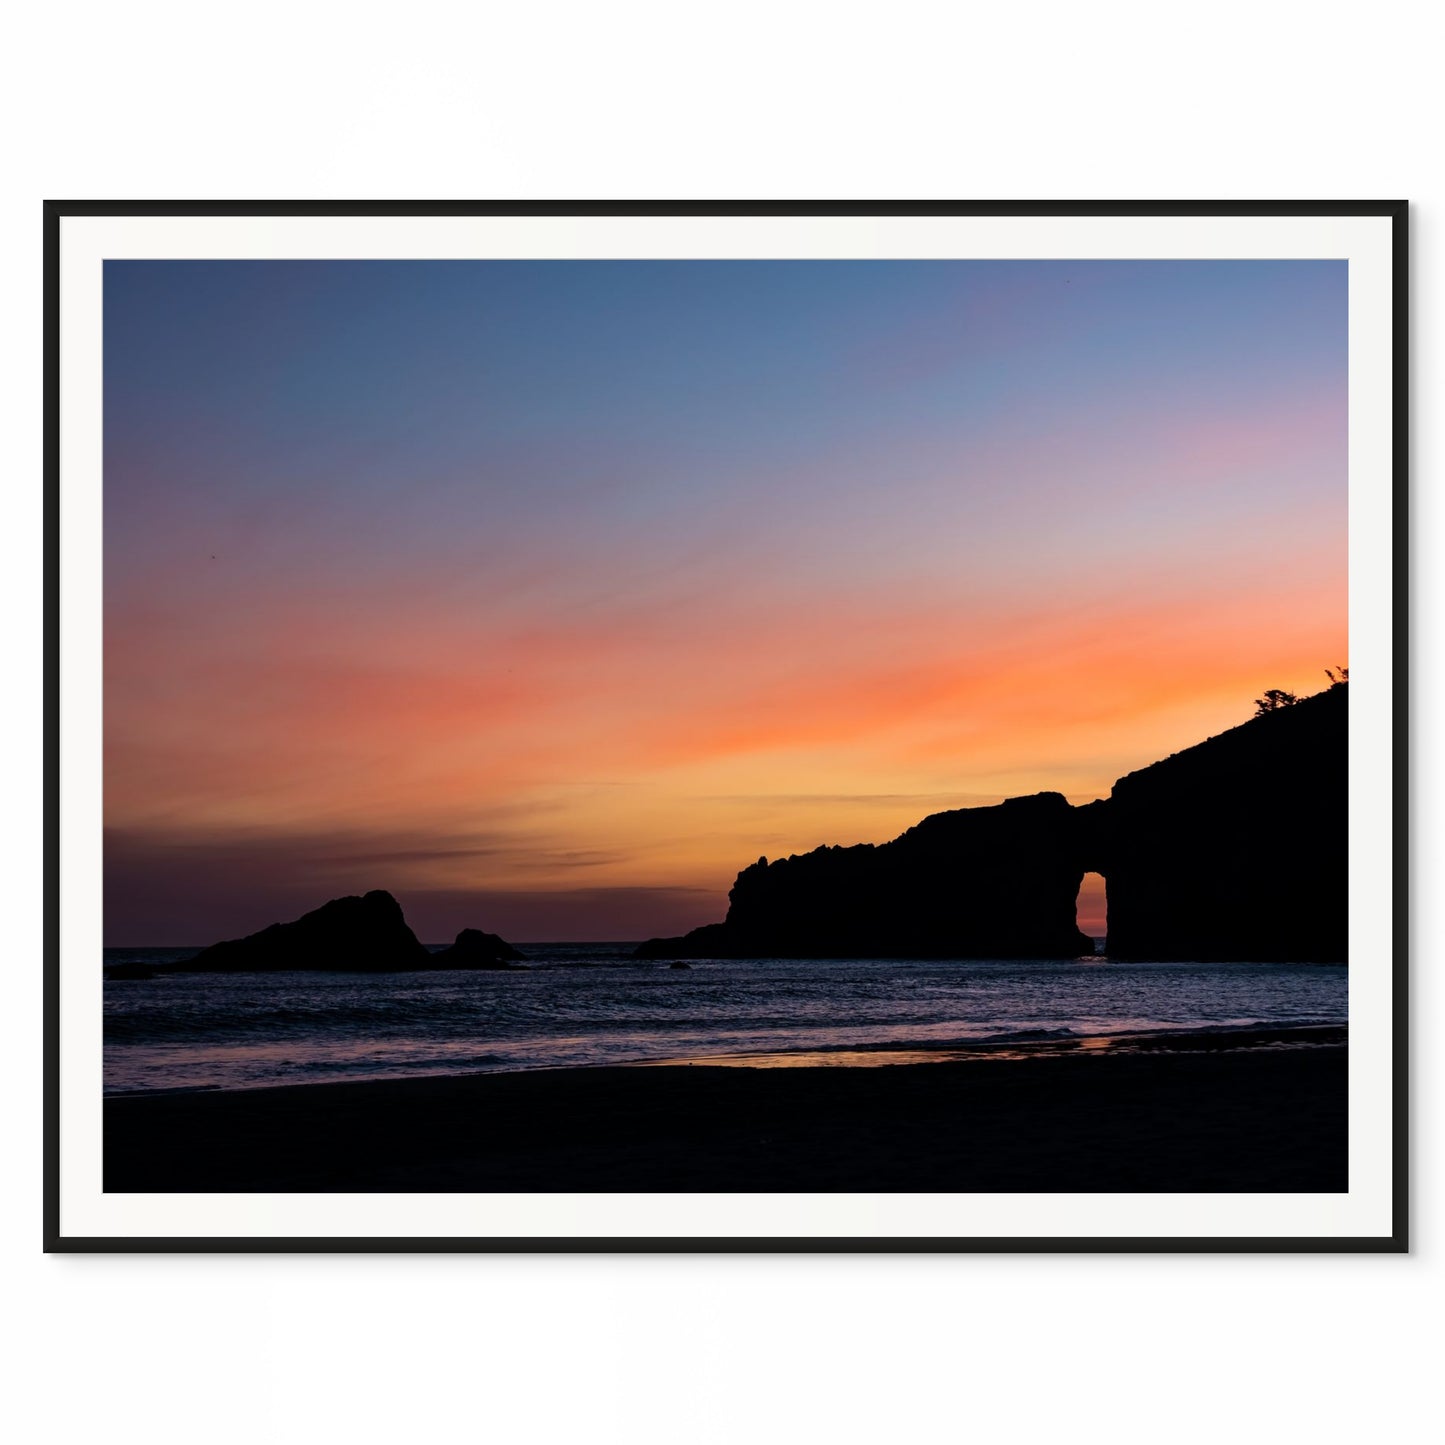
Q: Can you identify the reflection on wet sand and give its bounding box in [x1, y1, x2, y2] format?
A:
[637, 1023, 1348, 1070]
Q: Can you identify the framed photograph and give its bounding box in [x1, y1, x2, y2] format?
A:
[46, 201, 1406, 1251]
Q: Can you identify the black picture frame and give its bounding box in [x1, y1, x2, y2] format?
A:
[45, 199, 1409, 1253]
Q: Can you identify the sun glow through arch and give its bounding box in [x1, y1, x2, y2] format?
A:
[1076, 871, 1108, 949]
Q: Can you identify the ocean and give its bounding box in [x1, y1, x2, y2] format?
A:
[102, 945, 1348, 1095]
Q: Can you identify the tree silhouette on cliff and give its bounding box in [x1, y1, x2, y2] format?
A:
[1254, 688, 1300, 716]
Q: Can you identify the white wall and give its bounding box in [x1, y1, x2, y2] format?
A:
[1, 5, 1436, 1441]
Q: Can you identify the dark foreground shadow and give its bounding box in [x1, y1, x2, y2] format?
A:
[104, 1045, 1347, 1194]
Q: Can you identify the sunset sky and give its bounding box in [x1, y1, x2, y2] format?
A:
[104, 260, 1346, 943]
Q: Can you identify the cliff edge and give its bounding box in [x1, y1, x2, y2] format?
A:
[637, 685, 1347, 962]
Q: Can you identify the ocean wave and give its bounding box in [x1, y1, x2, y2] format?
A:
[103, 954, 1349, 1093]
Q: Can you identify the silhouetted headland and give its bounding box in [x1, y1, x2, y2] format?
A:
[167, 889, 526, 972]
[637, 684, 1347, 962]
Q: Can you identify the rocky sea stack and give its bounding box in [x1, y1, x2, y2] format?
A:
[428, 928, 527, 969]
[171, 890, 524, 973]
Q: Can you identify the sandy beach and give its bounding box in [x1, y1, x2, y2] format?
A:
[104, 1029, 1347, 1193]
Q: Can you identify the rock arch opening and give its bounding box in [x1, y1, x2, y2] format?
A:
[1075, 871, 1107, 953]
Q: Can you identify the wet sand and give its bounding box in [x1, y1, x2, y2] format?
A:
[104, 1029, 1347, 1193]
